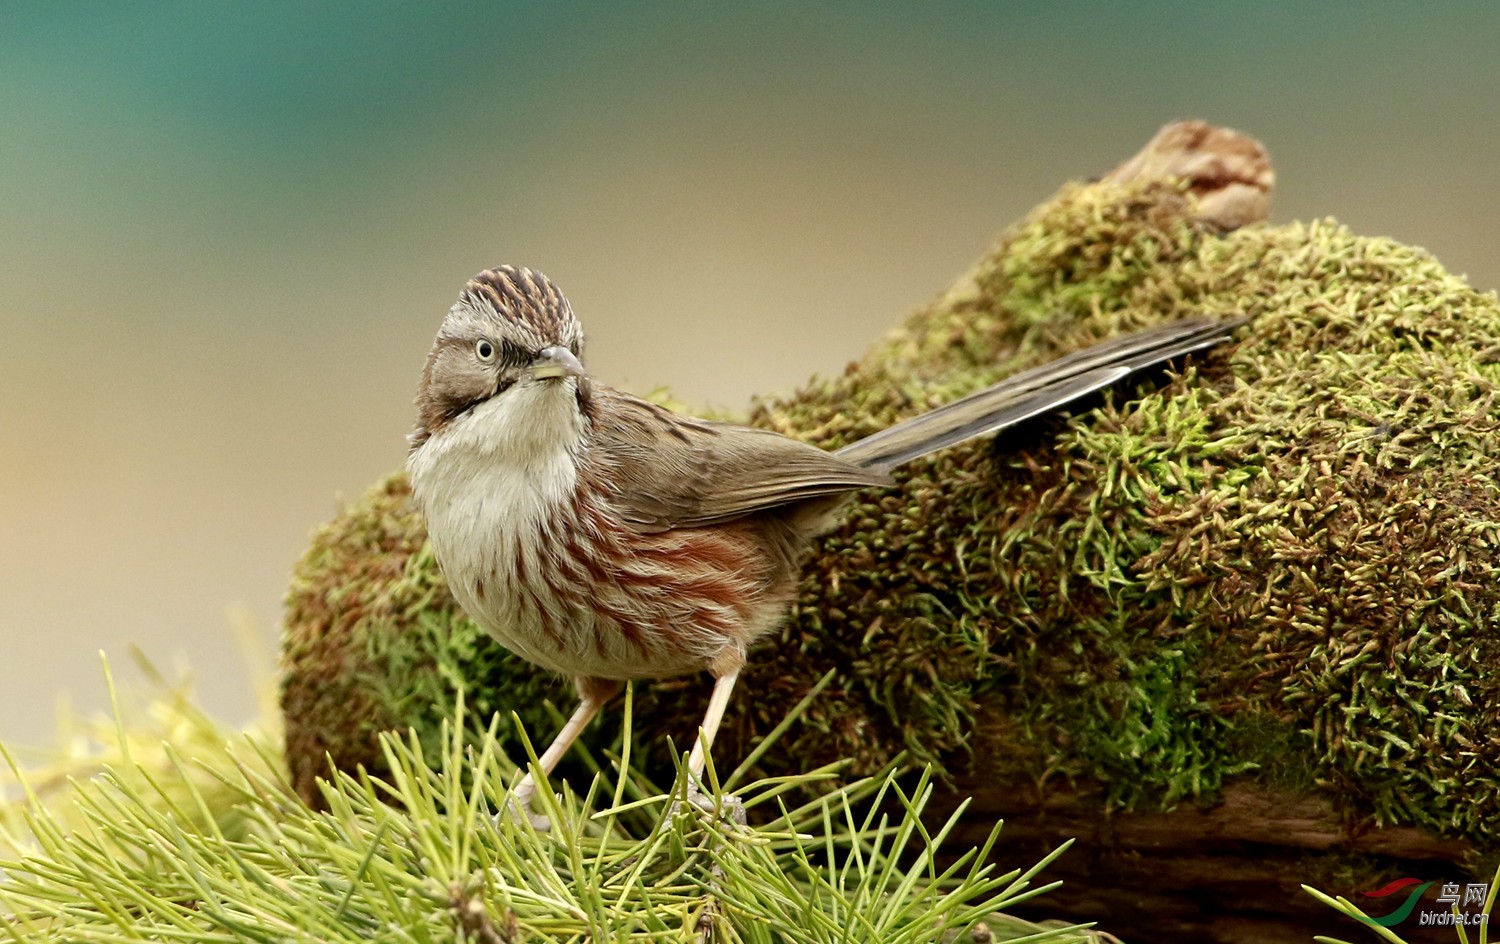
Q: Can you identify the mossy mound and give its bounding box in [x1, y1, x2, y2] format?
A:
[282, 174, 1500, 857]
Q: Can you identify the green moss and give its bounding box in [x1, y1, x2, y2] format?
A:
[281, 175, 1500, 854]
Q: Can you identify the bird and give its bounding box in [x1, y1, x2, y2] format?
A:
[405, 265, 1241, 821]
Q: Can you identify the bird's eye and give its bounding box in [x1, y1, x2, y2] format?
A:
[475, 339, 496, 362]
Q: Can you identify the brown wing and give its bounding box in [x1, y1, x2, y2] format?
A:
[589, 387, 891, 534]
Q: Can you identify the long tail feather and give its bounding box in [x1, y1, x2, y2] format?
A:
[834, 316, 1244, 471]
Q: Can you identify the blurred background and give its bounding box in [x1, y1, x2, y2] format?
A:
[3, 3, 1498, 745]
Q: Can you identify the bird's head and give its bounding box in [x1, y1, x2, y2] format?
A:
[411, 265, 589, 448]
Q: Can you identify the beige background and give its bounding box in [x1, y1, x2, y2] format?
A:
[3, 5, 1499, 744]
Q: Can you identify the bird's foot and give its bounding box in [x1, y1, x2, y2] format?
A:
[495, 788, 555, 833]
[667, 780, 746, 828]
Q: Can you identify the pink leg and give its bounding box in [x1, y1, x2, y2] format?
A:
[511, 677, 620, 812]
[687, 667, 741, 780]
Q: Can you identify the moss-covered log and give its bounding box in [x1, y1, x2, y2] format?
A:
[281, 123, 1499, 943]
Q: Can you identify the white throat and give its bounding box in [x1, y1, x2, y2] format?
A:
[408, 378, 585, 519]
[405, 379, 586, 666]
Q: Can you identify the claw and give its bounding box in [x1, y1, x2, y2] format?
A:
[667, 780, 746, 828]
[496, 785, 554, 832]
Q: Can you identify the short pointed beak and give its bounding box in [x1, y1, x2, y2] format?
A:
[529, 345, 586, 380]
